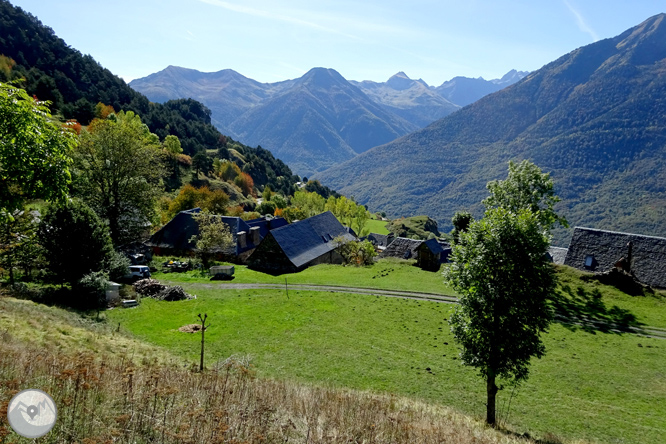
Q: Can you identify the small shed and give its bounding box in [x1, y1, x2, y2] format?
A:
[416, 238, 447, 271]
[106, 281, 122, 304]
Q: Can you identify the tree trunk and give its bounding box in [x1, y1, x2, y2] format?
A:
[486, 368, 498, 426]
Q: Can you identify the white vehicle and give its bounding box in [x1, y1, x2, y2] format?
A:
[126, 265, 151, 281]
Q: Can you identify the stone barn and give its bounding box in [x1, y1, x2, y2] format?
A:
[563, 227, 666, 288]
[248, 211, 356, 274]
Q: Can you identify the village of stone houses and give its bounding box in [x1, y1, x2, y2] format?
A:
[3, 2, 666, 443]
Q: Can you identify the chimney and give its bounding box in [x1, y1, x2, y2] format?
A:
[237, 231, 247, 248]
[250, 226, 260, 245]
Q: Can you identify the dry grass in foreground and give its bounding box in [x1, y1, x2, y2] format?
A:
[0, 297, 583, 444]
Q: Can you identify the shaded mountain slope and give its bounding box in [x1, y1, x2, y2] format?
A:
[316, 14, 666, 244]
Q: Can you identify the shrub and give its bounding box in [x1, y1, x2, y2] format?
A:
[107, 250, 131, 282]
[334, 237, 377, 266]
[75, 271, 109, 309]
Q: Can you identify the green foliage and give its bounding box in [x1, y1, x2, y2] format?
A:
[75, 270, 109, 309]
[262, 185, 273, 201]
[38, 200, 114, 288]
[444, 208, 556, 425]
[0, 207, 40, 284]
[189, 211, 234, 268]
[450, 211, 474, 243]
[0, 82, 75, 217]
[334, 237, 377, 266]
[256, 201, 277, 216]
[484, 160, 568, 230]
[192, 152, 213, 177]
[271, 194, 287, 210]
[73, 112, 165, 245]
[106, 250, 130, 282]
[281, 206, 307, 223]
[163, 134, 182, 155]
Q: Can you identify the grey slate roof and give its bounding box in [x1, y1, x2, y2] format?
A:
[419, 238, 444, 255]
[269, 211, 356, 268]
[548, 247, 568, 265]
[564, 227, 666, 288]
[146, 208, 286, 256]
[364, 233, 394, 248]
[380, 237, 423, 259]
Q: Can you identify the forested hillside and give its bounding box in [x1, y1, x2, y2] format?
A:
[317, 14, 666, 244]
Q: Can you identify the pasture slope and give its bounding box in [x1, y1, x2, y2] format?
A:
[105, 260, 666, 444]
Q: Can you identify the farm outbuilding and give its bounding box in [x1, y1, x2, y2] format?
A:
[379, 237, 423, 260]
[145, 208, 287, 262]
[416, 238, 450, 271]
[563, 227, 666, 288]
[248, 211, 356, 274]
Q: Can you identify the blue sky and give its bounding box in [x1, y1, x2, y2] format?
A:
[9, 0, 666, 85]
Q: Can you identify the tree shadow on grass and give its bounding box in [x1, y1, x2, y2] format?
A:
[548, 284, 644, 334]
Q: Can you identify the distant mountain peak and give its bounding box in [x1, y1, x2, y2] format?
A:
[386, 72, 416, 91]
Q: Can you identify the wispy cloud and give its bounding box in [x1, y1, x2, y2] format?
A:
[184, 30, 197, 41]
[198, 0, 360, 40]
[563, 0, 599, 42]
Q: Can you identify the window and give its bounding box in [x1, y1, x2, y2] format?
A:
[584, 255, 594, 268]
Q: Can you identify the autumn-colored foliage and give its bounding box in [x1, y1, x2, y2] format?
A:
[226, 205, 245, 217]
[163, 184, 230, 222]
[176, 154, 192, 166]
[65, 119, 82, 135]
[95, 102, 115, 119]
[234, 172, 255, 197]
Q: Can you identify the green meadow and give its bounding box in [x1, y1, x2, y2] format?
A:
[108, 261, 666, 444]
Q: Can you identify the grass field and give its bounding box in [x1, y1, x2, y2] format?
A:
[155, 258, 458, 296]
[2, 297, 537, 444]
[364, 218, 390, 235]
[107, 263, 666, 444]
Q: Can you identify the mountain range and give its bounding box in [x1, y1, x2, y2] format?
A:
[130, 67, 527, 176]
[316, 13, 666, 244]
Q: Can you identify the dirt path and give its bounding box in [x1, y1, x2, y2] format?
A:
[159, 280, 666, 339]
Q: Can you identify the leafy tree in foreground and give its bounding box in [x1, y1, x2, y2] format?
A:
[73, 111, 165, 245]
[0, 82, 75, 217]
[483, 159, 568, 230]
[444, 207, 556, 426]
[38, 200, 114, 289]
[444, 160, 566, 426]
